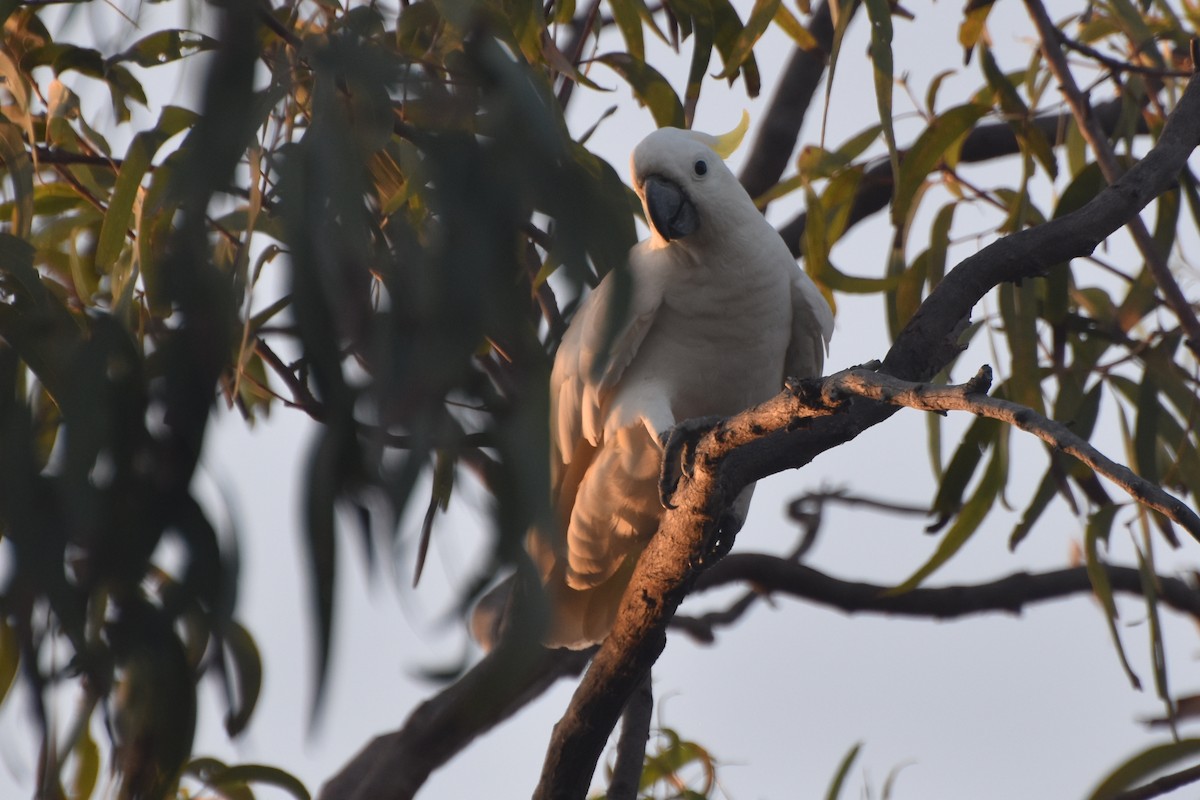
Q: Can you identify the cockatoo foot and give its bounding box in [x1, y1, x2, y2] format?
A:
[657, 415, 725, 509]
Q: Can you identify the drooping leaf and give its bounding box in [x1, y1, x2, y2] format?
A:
[893, 431, 1005, 593]
[864, 0, 898, 187]
[596, 53, 686, 128]
[1087, 740, 1200, 800]
[96, 105, 198, 271]
[893, 103, 989, 226]
[824, 742, 863, 800]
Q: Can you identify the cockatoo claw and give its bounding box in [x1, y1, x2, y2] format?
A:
[658, 415, 724, 509]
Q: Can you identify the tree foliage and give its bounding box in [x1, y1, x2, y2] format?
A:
[2, 0, 1200, 798]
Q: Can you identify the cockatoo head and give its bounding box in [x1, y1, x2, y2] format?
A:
[630, 112, 750, 246]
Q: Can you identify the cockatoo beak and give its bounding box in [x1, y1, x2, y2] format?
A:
[644, 175, 698, 241]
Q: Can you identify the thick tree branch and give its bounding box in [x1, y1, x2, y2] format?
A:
[1022, 0, 1200, 355]
[536, 76, 1200, 799]
[318, 640, 591, 800]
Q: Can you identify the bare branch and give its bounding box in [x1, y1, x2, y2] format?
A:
[692, 554, 1200, 621]
[826, 365, 1200, 542]
[1022, 0, 1200, 355]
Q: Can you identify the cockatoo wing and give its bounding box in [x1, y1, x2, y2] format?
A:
[784, 268, 835, 381]
[550, 259, 667, 467]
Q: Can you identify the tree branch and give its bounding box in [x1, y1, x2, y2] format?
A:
[823, 365, 1200, 542]
[694, 554, 1200, 621]
[317, 640, 591, 800]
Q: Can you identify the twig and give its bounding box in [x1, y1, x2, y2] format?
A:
[1059, 32, 1192, 79]
[825, 365, 1200, 542]
[1022, 0, 1200, 356]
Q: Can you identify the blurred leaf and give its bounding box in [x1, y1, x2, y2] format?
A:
[97, 105, 197, 271]
[710, 0, 761, 96]
[304, 425, 342, 721]
[222, 622, 263, 737]
[1087, 740, 1200, 800]
[824, 742, 862, 800]
[957, 0, 993, 63]
[211, 764, 311, 800]
[0, 617, 17, 707]
[608, 0, 647, 61]
[69, 724, 100, 800]
[0, 119, 33, 238]
[111, 29, 216, 68]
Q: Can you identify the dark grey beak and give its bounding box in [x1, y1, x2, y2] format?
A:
[644, 175, 699, 241]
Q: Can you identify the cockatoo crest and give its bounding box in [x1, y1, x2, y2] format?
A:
[679, 109, 750, 158]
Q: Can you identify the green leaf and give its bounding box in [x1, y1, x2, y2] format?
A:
[0, 119, 33, 239]
[96, 105, 199, 271]
[596, 53, 685, 128]
[978, 46, 1057, 180]
[825, 742, 863, 800]
[1087, 740, 1200, 800]
[110, 29, 217, 68]
[223, 621, 263, 737]
[715, 0, 780, 80]
[804, 184, 901, 293]
[214, 765, 311, 800]
[710, 0, 760, 96]
[304, 427, 340, 722]
[863, 0, 898, 187]
[957, 1, 993, 61]
[893, 103, 989, 226]
[1135, 538, 1175, 735]
[607, 0, 647, 61]
[893, 431, 1004, 593]
[1084, 505, 1141, 690]
[0, 616, 17, 707]
[69, 724, 100, 800]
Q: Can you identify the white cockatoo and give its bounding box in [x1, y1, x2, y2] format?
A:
[526, 116, 835, 649]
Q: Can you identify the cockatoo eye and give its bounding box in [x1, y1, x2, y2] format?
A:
[693, 160, 708, 176]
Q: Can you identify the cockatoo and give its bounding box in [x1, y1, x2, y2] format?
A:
[526, 116, 834, 649]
